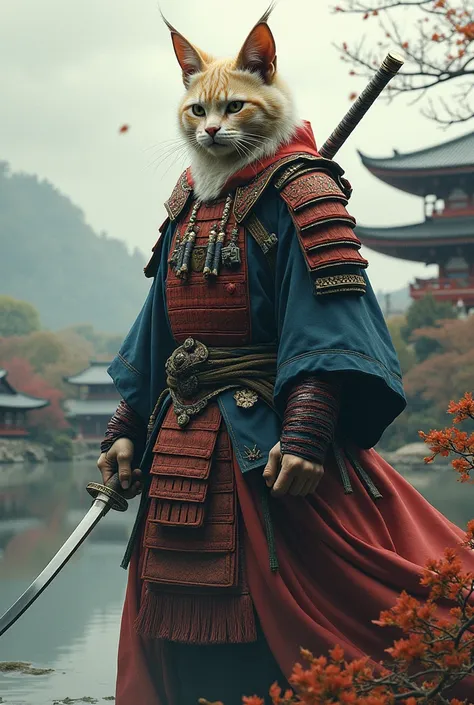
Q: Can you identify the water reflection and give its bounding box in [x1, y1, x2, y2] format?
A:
[0, 458, 472, 704]
[0, 460, 136, 704]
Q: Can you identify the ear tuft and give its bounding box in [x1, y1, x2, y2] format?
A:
[236, 8, 277, 84]
[161, 12, 205, 86]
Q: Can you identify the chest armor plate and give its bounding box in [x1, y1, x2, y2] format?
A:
[166, 200, 251, 347]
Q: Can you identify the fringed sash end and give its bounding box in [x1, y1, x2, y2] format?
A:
[135, 588, 257, 645]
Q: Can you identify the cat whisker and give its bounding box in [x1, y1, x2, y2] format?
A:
[234, 138, 269, 169]
[146, 142, 191, 174]
[143, 136, 188, 154]
[242, 132, 275, 142]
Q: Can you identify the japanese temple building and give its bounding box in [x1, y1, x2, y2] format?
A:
[356, 130, 474, 308]
[64, 361, 119, 442]
[0, 369, 49, 437]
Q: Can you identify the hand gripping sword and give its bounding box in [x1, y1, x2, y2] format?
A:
[0, 51, 404, 640]
[0, 475, 127, 637]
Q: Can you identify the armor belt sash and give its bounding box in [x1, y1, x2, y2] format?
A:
[147, 337, 277, 434]
[136, 403, 257, 645]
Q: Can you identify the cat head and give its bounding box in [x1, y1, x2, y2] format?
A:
[163, 6, 298, 200]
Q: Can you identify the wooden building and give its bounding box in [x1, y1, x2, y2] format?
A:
[356, 130, 474, 309]
[64, 361, 119, 442]
[0, 369, 49, 437]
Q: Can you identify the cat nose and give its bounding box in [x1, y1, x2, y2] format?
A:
[205, 126, 221, 138]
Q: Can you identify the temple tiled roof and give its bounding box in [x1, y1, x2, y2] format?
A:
[0, 370, 49, 410]
[64, 399, 119, 417]
[66, 361, 113, 386]
[359, 131, 474, 172]
[357, 215, 474, 243]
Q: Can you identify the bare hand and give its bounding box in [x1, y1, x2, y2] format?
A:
[96, 438, 143, 499]
[262, 442, 324, 497]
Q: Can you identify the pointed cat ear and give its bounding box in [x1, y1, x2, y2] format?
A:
[162, 15, 205, 86]
[171, 32, 205, 85]
[236, 22, 277, 84]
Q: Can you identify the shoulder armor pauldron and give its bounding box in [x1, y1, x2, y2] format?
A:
[232, 154, 340, 223]
[278, 163, 367, 296]
[165, 170, 193, 221]
[144, 169, 193, 278]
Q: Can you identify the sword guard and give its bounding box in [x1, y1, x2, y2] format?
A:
[86, 474, 128, 512]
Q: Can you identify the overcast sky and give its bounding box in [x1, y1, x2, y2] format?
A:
[1, 0, 469, 294]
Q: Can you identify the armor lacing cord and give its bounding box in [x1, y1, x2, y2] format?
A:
[100, 400, 146, 454]
[281, 377, 341, 464]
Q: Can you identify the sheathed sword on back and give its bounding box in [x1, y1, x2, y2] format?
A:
[0, 50, 404, 639]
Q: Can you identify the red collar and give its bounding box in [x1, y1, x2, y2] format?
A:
[185, 120, 320, 193]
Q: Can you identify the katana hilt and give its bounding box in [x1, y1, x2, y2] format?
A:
[320, 51, 404, 160]
[86, 473, 128, 513]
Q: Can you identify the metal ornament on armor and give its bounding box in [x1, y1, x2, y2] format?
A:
[173, 200, 201, 280]
[233, 388, 258, 409]
[165, 338, 232, 428]
[170, 194, 241, 281]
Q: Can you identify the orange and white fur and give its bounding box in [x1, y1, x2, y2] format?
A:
[165, 8, 299, 202]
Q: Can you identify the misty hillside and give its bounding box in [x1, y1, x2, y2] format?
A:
[0, 161, 150, 334]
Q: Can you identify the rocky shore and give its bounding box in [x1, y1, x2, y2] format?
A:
[0, 438, 50, 464]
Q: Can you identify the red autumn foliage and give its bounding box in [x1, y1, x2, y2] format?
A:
[202, 395, 474, 704]
[334, 0, 474, 125]
[403, 317, 474, 414]
[3, 357, 68, 432]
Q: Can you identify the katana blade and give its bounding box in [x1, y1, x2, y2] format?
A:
[0, 476, 128, 638]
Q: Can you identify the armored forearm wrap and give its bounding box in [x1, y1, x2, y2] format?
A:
[281, 376, 341, 464]
[100, 400, 146, 454]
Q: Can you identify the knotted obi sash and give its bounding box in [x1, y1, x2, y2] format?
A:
[147, 337, 277, 433]
[136, 402, 257, 645]
[165, 199, 251, 347]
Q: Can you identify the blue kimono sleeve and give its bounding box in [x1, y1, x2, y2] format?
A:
[107, 224, 176, 424]
[272, 199, 406, 449]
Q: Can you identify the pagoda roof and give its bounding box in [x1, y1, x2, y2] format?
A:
[359, 130, 474, 173]
[359, 130, 474, 197]
[0, 370, 49, 410]
[64, 399, 119, 417]
[357, 215, 474, 245]
[357, 216, 474, 263]
[65, 361, 113, 386]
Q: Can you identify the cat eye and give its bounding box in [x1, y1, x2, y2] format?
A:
[227, 101, 244, 114]
[191, 104, 206, 117]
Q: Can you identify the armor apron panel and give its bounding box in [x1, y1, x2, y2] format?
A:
[165, 199, 251, 346]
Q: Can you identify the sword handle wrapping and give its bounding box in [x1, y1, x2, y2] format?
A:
[86, 474, 128, 512]
[319, 51, 404, 160]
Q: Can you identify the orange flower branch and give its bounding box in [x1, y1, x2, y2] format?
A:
[201, 395, 474, 704]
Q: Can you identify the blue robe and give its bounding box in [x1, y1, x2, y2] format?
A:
[108, 185, 406, 479]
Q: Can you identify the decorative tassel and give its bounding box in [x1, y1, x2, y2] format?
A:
[346, 448, 383, 500]
[211, 231, 225, 277]
[260, 481, 279, 572]
[178, 229, 196, 279]
[176, 199, 200, 280]
[135, 588, 257, 644]
[333, 444, 354, 495]
[203, 225, 217, 278]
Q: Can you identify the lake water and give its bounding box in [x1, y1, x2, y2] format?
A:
[0, 457, 472, 704]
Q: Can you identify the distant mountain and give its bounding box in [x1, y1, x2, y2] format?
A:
[0, 161, 150, 334]
[376, 287, 411, 316]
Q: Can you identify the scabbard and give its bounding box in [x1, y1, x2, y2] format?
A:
[320, 52, 404, 160]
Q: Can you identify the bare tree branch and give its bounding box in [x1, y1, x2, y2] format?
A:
[334, 0, 474, 125]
